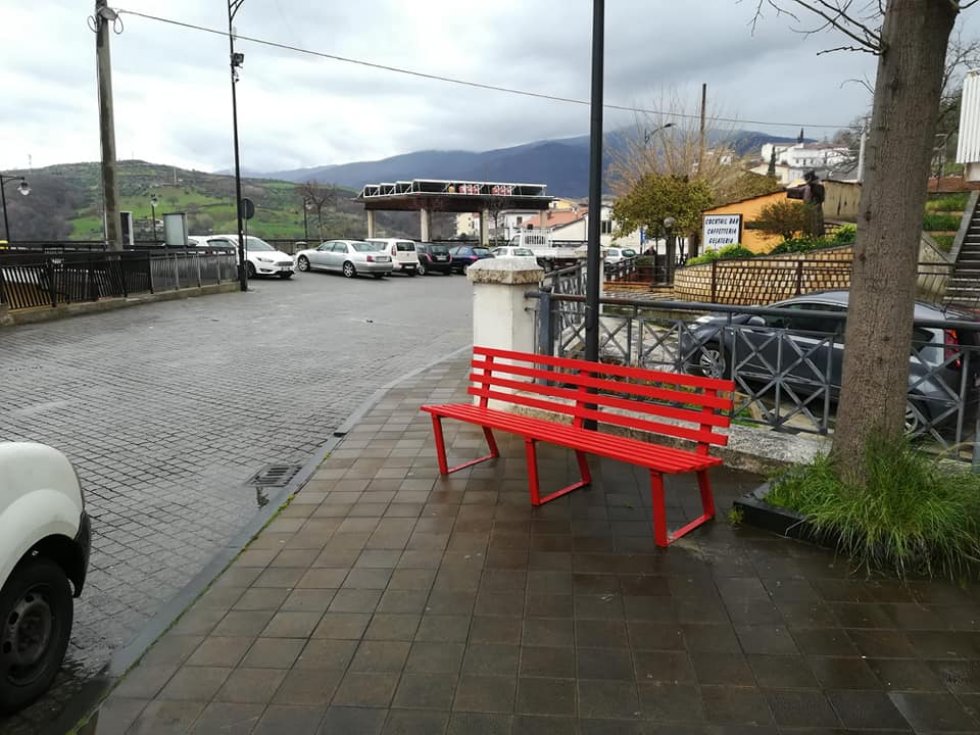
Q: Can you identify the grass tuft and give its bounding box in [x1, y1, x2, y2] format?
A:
[768, 437, 980, 580]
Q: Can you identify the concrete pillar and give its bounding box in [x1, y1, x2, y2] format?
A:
[420, 208, 431, 242]
[366, 210, 376, 238]
[468, 258, 543, 358]
[479, 209, 490, 245]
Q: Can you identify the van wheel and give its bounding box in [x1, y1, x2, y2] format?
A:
[0, 557, 73, 714]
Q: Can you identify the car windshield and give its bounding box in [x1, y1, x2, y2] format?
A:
[473, 248, 490, 256]
[351, 242, 380, 252]
[621, 248, 637, 257]
[396, 242, 415, 252]
[430, 245, 449, 254]
[514, 248, 534, 257]
[245, 237, 275, 252]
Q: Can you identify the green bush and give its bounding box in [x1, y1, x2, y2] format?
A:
[685, 243, 754, 266]
[922, 213, 961, 232]
[768, 438, 980, 580]
[832, 223, 856, 244]
[931, 234, 955, 252]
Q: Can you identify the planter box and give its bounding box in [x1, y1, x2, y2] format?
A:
[733, 482, 843, 550]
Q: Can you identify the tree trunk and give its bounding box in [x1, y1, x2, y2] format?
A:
[832, 0, 956, 480]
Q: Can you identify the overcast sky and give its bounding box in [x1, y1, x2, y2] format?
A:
[3, 1, 979, 175]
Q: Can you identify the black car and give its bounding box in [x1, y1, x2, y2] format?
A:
[415, 243, 454, 275]
[448, 245, 493, 274]
[679, 291, 980, 436]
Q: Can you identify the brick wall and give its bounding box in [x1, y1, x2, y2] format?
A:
[673, 246, 854, 304]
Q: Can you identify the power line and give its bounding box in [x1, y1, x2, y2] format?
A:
[115, 7, 850, 131]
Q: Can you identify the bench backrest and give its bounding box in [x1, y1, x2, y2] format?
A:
[469, 346, 735, 453]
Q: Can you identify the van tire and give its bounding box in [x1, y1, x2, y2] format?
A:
[0, 556, 73, 714]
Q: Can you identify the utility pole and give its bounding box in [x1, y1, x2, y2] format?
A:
[698, 82, 707, 174]
[229, 0, 248, 292]
[95, 0, 122, 251]
[584, 0, 604, 372]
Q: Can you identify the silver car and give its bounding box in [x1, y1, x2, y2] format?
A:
[295, 240, 394, 279]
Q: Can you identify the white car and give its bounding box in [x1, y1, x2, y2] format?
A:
[604, 246, 638, 269]
[490, 246, 537, 260]
[365, 238, 420, 276]
[295, 240, 394, 279]
[0, 442, 89, 713]
[190, 235, 295, 279]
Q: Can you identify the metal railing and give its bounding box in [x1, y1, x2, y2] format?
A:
[529, 290, 980, 461]
[0, 249, 238, 310]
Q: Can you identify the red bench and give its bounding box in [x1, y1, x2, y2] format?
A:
[421, 346, 735, 547]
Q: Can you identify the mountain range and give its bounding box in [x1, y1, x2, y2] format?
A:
[260, 129, 801, 198]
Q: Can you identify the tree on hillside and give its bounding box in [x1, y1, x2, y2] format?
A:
[298, 181, 338, 241]
[752, 0, 964, 482]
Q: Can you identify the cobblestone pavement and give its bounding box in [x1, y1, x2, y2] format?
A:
[83, 354, 980, 735]
[0, 271, 472, 733]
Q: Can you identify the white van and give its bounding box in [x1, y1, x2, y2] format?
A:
[365, 238, 420, 276]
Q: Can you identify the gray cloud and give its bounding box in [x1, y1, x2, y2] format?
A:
[2, 1, 978, 174]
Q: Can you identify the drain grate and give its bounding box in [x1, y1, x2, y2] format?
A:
[247, 463, 303, 487]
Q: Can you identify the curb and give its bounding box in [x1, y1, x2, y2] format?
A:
[62, 343, 472, 735]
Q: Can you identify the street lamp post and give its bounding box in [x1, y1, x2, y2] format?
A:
[663, 216, 676, 284]
[643, 122, 674, 147]
[229, 0, 247, 292]
[0, 175, 31, 243]
[149, 194, 159, 243]
[303, 199, 312, 242]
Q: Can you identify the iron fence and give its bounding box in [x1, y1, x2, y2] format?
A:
[529, 290, 980, 462]
[0, 250, 238, 311]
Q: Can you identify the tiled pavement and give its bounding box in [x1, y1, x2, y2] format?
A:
[83, 355, 980, 734]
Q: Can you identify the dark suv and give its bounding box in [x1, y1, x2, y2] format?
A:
[448, 245, 493, 274]
[416, 243, 454, 275]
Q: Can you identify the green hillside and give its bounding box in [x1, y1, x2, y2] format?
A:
[3, 160, 426, 242]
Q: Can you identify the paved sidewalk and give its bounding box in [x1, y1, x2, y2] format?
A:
[83, 355, 980, 734]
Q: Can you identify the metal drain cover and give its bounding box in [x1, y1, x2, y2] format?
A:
[248, 463, 303, 487]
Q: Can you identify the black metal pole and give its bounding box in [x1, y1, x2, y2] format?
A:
[303, 202, 309, 241]
[584, 0, 604, 367]
[229, 1, 247, 292]
[151, 203, 157, 242]
[0, 179, 9, 242]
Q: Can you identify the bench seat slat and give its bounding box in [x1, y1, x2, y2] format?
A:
[421, 403, 721, 473]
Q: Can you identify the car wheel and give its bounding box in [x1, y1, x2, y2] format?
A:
[342, 261, 356, 279]
[462, 263, 469, 275]
[0, 557, 73, 714]
[695, 342, 727, 379]
[245, 262, 256, 279]
[904, 396, 928, 438]
[297, 256, 310, 272]
[417, 262, 427, 276]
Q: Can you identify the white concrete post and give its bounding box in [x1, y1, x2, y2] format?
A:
[420, 208, 431, 242]
[468, 258, 543, 355]
[366, 210, 376, 238]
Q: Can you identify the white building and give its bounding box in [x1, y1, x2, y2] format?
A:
[958, 70, 980, 181]
[758, 142, 851, 184]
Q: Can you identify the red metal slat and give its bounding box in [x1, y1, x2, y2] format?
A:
[470, 357, 733, 412]
[473, 346, 735, 393]
[467, 371, 731, 429]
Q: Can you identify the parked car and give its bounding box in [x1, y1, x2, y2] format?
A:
[448, 245, 493, 274]
[490, 246, 537, 260]
[0, 442, 89, 713]
[365, 238, 420, 276]
[415, 243, 453, 275]
[295, 240, 394, 279]
[192, 235, 295, 279]
[604, 246, 637, 271]
[680, 290, 980, 436]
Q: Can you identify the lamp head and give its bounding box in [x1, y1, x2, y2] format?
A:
[17, 180, 29, 196]
[150, 194, 159, 207]
[663, 216, 676, 230]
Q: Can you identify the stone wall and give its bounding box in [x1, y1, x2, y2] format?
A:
[673, 246, 854, 304]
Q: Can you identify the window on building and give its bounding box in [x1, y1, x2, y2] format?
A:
[600, 220, 613, 235]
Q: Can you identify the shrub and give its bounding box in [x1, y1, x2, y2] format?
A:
[685, 243, 754, 266]
[768, 437, 980, 580]
[832, 223, 856, 244]
[925, 193, 968, 212]
[749, 200, 808, 240]
[931, 234, 955, 252]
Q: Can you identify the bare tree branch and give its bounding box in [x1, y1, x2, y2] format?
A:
[748, 0, 883, 54]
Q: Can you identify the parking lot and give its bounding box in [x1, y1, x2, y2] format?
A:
[0, 268, 473, 732]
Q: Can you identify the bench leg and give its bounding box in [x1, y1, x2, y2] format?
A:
[649, 469, 716, 548]
[524, 439, 591, 507]
[430, 414, 500, 476]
